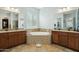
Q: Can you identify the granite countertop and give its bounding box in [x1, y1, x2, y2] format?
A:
[0, 29, 26, 33]
[52, 30, 79, 33]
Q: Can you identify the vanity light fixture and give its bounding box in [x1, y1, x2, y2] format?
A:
[15, 9, 19, 13]
[58, 9, 63, 13]
[11, 8, 15, 12]
[4, 7, 11, 11]
[10, 8, 19, 13]
[36, 7, 43, 9]
[11, 8, 14, 10]
[58, 7, 72, 13]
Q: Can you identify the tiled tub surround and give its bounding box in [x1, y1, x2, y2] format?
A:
[27, 32, 51, 44]
[26, 28, 51, 32]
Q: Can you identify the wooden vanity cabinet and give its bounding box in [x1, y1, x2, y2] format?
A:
[0, 33, 9, 49]
[59, 32, 68, 47]
[52, 31, 59, 44]
[68, 33, 79, 50]
[0, 31, 26, 50]
[8, 32, 18, 47]
[51, 31, 79, 51]
[17, 31, 26, 44]
[52, 31, 68, 47]
[8, 31, 26, 48]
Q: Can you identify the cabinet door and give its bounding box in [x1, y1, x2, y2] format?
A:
[68, 33, 79, 50]
[0, 33, 8, 49]
[14, 32, 20, 45]
[21, 31, 26, 43]
[76, 34, 79, 51]
[75, 35, 79, 50]
[18, 31, 26, 44]
[59, 32, 68, 46]
[17, 31, 22, 44]
[52, 31, 59, 44]
[8, 32, 16, 47]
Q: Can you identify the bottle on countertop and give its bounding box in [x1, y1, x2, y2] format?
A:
[77, 26, 79, 31]
[54, 24, 56, 30]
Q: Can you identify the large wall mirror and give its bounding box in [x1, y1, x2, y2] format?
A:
[63, 10, 76, 30]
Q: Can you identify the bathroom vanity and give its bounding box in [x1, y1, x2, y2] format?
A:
[51, 30, 79, 51]
[0, 30, 26, 50]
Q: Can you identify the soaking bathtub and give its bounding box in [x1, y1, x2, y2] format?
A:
[27, 32, 51, 44]
[29, 32, 50, 35]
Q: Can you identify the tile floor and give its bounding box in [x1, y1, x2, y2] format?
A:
[3, 44, 75, 52]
